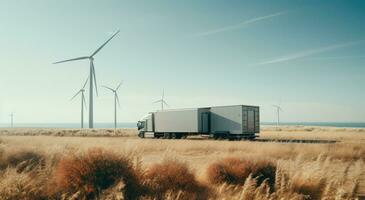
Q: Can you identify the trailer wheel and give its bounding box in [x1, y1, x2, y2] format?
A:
[210, 134, 219, 140]
[171, 133, 177, 139]
[176, 133, 183, 139]
[163, 133, 172, 139]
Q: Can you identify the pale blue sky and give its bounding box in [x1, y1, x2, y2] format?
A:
[0, 0, 364, 123]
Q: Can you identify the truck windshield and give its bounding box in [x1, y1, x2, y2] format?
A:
[137, 121, 145, 130]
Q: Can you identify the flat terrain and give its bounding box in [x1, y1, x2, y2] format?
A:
[0, 126, 364, 199]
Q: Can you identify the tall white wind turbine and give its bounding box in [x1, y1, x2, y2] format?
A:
[71, 78, 89, 128]
[9, 113, 13, 128]
[103, 81, 123, 129]
[153, 89, 169, 111]
[53, 30, 120, 128]
[272, 105, 283, 128]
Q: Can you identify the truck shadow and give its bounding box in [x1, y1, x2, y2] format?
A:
[184, 137, 337, 144]
[254, 139, 337, 144]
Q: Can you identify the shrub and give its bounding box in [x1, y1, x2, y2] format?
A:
[53, 148, 141, 199]
[207, 157, 276, 190]
[144, 159, 210, 199]
[0, 149, 45, 173]
[207, 157, 251, 185]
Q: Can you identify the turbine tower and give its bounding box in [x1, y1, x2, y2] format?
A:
[71, 78, 88, 128]
[272, 105, 283, 128]
[153, 89, 169, 111]
[53, 30, 120, 128]
[9, 113, 13, 128]
[103, 81, 123, 129]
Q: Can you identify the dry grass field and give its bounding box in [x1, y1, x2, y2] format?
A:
[0, 126, 364, 199]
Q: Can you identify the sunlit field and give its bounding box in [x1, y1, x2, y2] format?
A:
[0, 126, 364, 199]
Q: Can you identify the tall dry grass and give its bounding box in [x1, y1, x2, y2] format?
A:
[0, 147, 363, 199]
[0, 128, 364, 199]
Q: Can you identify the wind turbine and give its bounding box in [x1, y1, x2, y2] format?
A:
[103, 81, 123, 129]
[71, 78, 88, 128]
[53, 30, 120, 128]
[9, 113, 13, 128]
[272, 105, 283, 128]
[153, 89, 169, 111]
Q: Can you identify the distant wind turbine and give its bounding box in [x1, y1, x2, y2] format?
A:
[103, 81, 123, 129]
[53, 30, 120, 128]
[9, 113, 13, 128]
[71, 78, 88, 128]
[272, 105, 283, 128]
[153, 90, 169, 111]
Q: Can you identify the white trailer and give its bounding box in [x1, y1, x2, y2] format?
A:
[210, 105, 259, 139]
[137, 105, 260, 140]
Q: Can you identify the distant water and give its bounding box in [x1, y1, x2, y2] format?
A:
[0, 122, 364, 129]
[261, 122, 365, 128]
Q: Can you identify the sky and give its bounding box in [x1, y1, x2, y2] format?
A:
[0, 0, 365, 124]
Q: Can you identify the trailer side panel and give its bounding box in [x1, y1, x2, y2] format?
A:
[154, 109, 200, 133]
[210, 105, 243, 134]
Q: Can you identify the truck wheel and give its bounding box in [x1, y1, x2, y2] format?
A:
[138, 132, 145, 138]
[163, 133, 171, 139]
[171, 133, 177, 139]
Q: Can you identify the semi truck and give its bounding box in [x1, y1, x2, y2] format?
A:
[137, 105, 260, 140]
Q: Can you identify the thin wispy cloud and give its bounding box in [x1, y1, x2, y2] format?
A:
[192, 11, 286, 37]
[256, 40, 365, 66]
[306, 55, 365, 60]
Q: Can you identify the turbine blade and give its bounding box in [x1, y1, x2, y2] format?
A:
[163, 100, 169, 107]
[53, 56, 89, 64]
[90, 30, 120, 57]
[102, 85, 115, 92]
[116, 80, 123, 91]
[70, 90, 82, 101]
[116, 94, 121, 108]
[91, 62, 98, 96]
[82, 77, 89, 89]
[153, 99, 162, 104]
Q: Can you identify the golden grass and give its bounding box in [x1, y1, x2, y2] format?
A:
[0, 127, 364, 199]
[1, 126, 365, 142]
[0, 128, 136, 137]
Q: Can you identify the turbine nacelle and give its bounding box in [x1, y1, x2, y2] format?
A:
[153, 89, 169, 110]
[103, 80, 123, 108]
